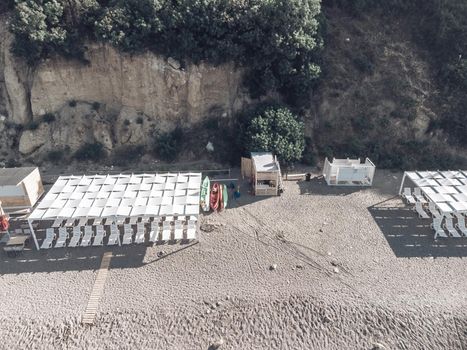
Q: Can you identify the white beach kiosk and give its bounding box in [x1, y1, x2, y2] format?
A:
[322, 158, 376, 186]
[27, 173, 201, 250]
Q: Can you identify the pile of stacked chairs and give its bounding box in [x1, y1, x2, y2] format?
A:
[402, 187, 467, 238]
[40, 215, 198, 249]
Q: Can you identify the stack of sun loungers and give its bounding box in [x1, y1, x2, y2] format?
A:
[42, 216, 198, 249]
[402, 187, 467, 238]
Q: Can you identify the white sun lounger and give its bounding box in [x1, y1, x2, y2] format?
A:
[54, 227, 69, 248]
[162, 221, 171, 241]
[116, 217, 126, 225]
[186, 221, 197, 240]
[431, 218, 447, 239]
[41, 228, 56, 249]
[414, 202, 430, 219]
[455, 214, 467, 237]
[135, 223, 145, 244]
[80, 226, 94, 246]
[68, 226, 82, 247]
[402, 188, 416, 205]
[428, 202, 442, 218]
[93, 225, 105, 246]
[149, 221, 159, 242]
[444, 218, 461, 238]
[174, 220, 183, 240]
[413, 188, 427, 204]
[107, 224, 120, 246]
[123, 224, 133, 245]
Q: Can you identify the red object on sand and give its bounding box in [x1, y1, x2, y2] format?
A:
[0, 215, 9, 232]
[210, 183, 220, 211]
[219, 184, 224, 211]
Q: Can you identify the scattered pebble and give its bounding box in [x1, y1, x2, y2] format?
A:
[296, 264, 304, 269]
[333, 267, 339, 274]
[270, 264, 277, 271]
[157, 251, 166, 258]
[319, 228, 323, 233]
[211, 304, 217, 310]
[330, 260, 338, 267]
[372, 342, 386, 350]
[216, 301, 221, 307]
[225, 295, 230, 301]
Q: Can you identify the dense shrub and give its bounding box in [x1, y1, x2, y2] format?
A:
[24, 120, 39, 130]
[92, 101, 101, 111]
[10, 0, 322, 103]
[74, 142, 106, 161]
[245, 107, 305, 164]
[111, 145, 145, 166]
[46, 149, 65, 164]
[155, 127, 183, 162]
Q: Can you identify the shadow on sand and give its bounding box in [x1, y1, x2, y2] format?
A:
[368, 204, 467, 258]
[0, 241, 199, 275]
[298, 176, 365, 196]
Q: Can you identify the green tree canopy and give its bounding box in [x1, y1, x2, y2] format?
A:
[246, 107, 305, 163]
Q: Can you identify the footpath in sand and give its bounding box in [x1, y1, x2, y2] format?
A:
[0, 170, 466, 349]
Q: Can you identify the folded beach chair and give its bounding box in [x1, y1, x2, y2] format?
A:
[52, 218, 63, 228]
[107, 224, 120, 246]
[413, 188, 427, 204]
[414, 202, 430, 219]
[65, 218, 76, 227]
[162, 221, 171, 241]
[428, 202, 442, 218]
[135, 222, 145, 244]
[174, 220, 183, 240]
[444, 218, 461, 238]
[78, 217, 88, 227]
[149, 221, 159, 242]
[41, 228, 56, 249]
[93, 225, 105, 246]
[402, 188, 416, 205]
[455, 214, 467, 237]
[54, 227, 69, 248]
[123, 224, 133, 245]
[129, 217, 139, 225]
[186, 221, 197, 240]
[68, 226, 82, 247]
[431, 218, 447, 239]
[80, 225, 94, 246]
[92, 218, 102, 226]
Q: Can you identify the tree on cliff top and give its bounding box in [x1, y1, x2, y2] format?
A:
[246, 107, 305, 164]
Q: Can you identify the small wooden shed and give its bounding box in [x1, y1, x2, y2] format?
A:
[0, 167, 44, 210]
[242, 152, 281, 196]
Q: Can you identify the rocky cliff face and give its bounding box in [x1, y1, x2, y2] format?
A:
[0, 15, 248, 159]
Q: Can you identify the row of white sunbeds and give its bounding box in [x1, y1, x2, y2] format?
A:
[40, 219, 197, 249]
[402, 187, 467, 238]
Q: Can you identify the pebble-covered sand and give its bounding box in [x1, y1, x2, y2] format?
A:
[1, 170, 466, 349]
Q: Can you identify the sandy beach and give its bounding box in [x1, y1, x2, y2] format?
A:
[1, 170, 466, 349]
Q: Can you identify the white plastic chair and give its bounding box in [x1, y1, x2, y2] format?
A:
[162, 221, 171, 241]
[93, 225, 105, 246]
[149, 221, 159, 242]
[123, 224, 133, 245]
[414, 202, 430, 219]
[135, 223, 145, 244]
[80, 226, 93, 246]
[444, 218, 461, 238]
[402, 188, 416, 205]
[174, 220, 183, 240]
[107, 224, 120, 246]
[68, 226, 82, 247]
[41, 228, 56, 249]
[54, 227, 69, 248]
[186, 221, 197, 240]
[455, 214, 467, 237]
[431, 218, 447, 239]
